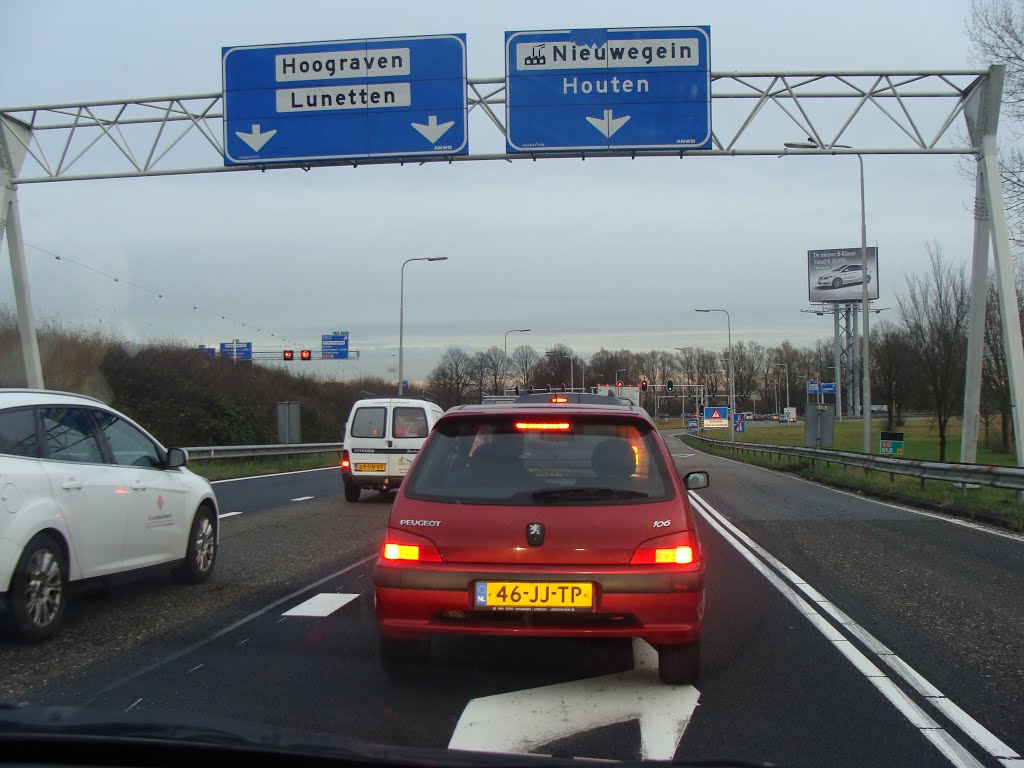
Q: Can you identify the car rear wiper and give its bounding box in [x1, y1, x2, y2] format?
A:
[532, 487, 649, 502]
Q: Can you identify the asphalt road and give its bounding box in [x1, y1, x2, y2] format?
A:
[0, 450, 1021, 768]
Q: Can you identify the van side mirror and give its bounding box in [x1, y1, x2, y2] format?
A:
[683, 471, 709, 490]
[167, 447, 189, 468]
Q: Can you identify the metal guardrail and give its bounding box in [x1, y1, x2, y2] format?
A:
[183, 443, 342, 460]
[681, 433, 1024, 495]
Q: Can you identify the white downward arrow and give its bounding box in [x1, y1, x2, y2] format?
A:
[448, 639, 699, 760]
[411, 115, 455, 143]
[586, 109, 631, 138]
[235, 124, 277, 152]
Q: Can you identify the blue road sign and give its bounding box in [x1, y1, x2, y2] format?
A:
[821, 382, 837, 394]
[222, 34, 468, 165]
[733, 412, 746, 433]
[807, 380, 819, 394]
[219, 341, 253, 361]
[687, 418, 699, 430]
[321, 333, 350, 360]
[703, 407, 729, 421]
[505, 27, 711, 153]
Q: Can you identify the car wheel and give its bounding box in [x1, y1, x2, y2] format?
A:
[379, 634, 430, 666]
[831, 278, 843, 288]
[344, 481, 360, 503]
[658, 641, 700, 685]
[7, 533, 68, 643]
[175, 505, 217, 584]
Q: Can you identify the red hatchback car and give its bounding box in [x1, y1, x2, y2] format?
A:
[373, 401, 708, 684]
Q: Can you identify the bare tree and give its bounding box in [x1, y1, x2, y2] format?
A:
[898, 244, 971, 460]
[510, 344, 540, 389]
[428, 346, 475, 408]
[871, 320, 917, 431]
[731, 340, 768, 410]
[967, 1, 1024, 250]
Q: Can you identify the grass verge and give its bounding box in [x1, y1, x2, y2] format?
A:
[679, 433, 1024, 531]
[190, 452, 340, 482]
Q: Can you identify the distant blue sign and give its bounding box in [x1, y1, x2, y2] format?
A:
[222, 34, 468, 165]
[220, 341, 253, 361]
[807, 380, 819, 395]
[703, 406, 729, 421]
[687, 417, 699, 430]
[820, 382, 837, 394]
[505, 26, 711, 153]
[321, 333, 350, 360]
[733, 412, 746, 433]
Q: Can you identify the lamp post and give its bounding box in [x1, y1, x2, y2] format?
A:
[784, 139, 871, 452]
[695, 308, 734, 442]
[399, 256, 448, 397]
[772, 362, 790, 412]
[504, 328, 531, 360]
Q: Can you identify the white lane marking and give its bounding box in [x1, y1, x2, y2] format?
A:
[449, 638, 699, 761]
[282, 593, 359, 617]
[186, 664, 203, 674]
[210, 466, 338, 485]
[291, 495, 315, 502]
[690, 491, 1021, 767]
[671, 453, 695, 458]
[86, 554, 377, 704]
[125, 698, 142, 712]
[681, 437, 1024, 543]
[218, 510, 244, 519]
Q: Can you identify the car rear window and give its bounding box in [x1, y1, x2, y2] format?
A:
[351, 407, 387, 438]
[392, 407, 428, 439]
[404, 414, 674, 506]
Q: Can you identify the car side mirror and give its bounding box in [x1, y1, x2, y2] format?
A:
[683, 471, 709, 490]
[167, 447, 189, 469]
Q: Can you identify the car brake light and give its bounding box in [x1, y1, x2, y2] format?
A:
[381, 529, 443, 563]
[339, 450, 351, 470]
[630, 531, 700, 566]
[515, 422, 570, 431]
[631, 444, 640, 467]
[550, 396, 569, 403]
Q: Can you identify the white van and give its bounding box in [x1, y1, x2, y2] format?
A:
[340, 398, 445, 502]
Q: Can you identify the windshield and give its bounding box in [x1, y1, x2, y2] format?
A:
[1, 4, 1020, 768]
[405, 415, 673, 504]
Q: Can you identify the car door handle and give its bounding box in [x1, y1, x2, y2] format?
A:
[61, 479, 83, 490]
[131, 481, 147, 492]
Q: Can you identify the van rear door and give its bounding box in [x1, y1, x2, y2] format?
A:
[388, 405, 429, 479]
[348, 404, 389, 479]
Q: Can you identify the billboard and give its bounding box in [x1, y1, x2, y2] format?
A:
[807, 247, 879, 303]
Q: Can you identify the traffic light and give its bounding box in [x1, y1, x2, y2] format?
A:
[282, 350, 294, 361]
[640, 380, 648, 392]
[616, 380, 624, 388]
[300, 349, 312, 360]
[666, 379, 674, 393]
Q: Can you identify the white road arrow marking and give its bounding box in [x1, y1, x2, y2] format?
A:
[411, 115, 455, 143]
[235, 124, 277, 152]
[585, 109, 631, 138]
[448, 639, 699, 760]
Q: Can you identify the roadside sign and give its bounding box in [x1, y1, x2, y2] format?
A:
[880, 430, 905, 456]
[807, 380, 819, 394]
[222, 34, 468, 165]
[219, 341, 253, 361]
[733, 412, 745, 433]
[321, 332, 350, 360]
[687, 417, 698, 430]
[505, 26, 711, 153]
[820, 382, 837, 394]
[703, 406, 728, 429]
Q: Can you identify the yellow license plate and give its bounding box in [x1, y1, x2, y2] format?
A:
[474, 581, 593, 610]
[355, 463, 386, 472]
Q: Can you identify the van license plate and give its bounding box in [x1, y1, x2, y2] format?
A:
[474, 582, 593, 610]
[355, 463, 386, 471]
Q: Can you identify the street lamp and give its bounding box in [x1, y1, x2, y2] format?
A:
[784, 138, 871, 452]
[504, 329, 531, 359]
[772, 362, 790, 411]
[398, 256, 448, 397]
[695, 308, 734, 442]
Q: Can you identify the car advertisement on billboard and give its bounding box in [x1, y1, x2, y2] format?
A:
[807, 247, 879, 303]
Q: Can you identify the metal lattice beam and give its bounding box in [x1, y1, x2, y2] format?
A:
[1, 69, 987, 184]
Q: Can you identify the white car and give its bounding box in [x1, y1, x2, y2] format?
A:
[817, 263, 872, 289]
[0, 389, 219, 642]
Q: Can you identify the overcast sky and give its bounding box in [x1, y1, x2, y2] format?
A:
[1, 0, 982, 382]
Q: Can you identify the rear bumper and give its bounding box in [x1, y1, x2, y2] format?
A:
[343, 472, 404, 490]
[374, 561, 703, 645]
